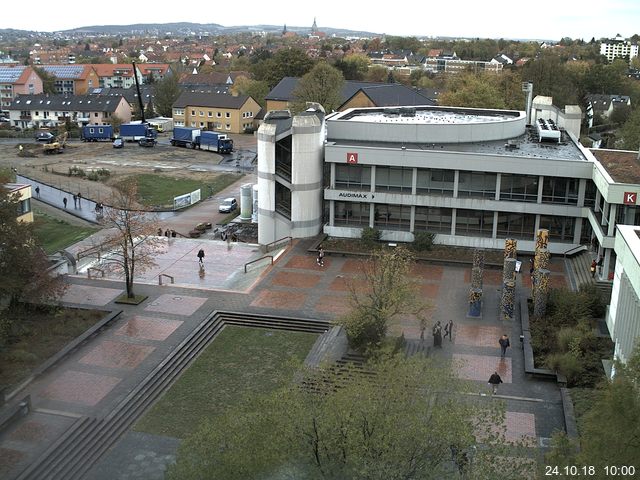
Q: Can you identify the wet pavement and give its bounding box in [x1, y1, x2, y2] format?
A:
[0, 236, 570, 479]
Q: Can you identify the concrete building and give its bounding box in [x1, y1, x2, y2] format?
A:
[6, 183, 33, 223]
[257, 101, 640, 282]
[38, 65, 100, 95]
[607, 224, 640, 365]
[600, 35, 639, 63]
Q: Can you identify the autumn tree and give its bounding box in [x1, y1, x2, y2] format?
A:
[365, 65, 388, 83]
[339, 246, 428, 351]
[168, 356, 530, 480]
[334, 54, 370, 80]
[619, 107, 640, 150]
[95, 179, 161, 299]
[292, 62, 345, 113]
[33, 66, 57, 94]
[250, 47, 314, 89]
[0, 180, 66, 341]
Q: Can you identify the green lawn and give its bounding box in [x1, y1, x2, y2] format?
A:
[131, 173, 241, 208]
[33, 209, 98, 254]
[134, 326, 318, 439]
[0, 305, 104, 390]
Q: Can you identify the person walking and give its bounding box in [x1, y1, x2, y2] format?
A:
[77, 192, 82, 209]
[316, 246, 325, 267]
[597, 256, 603, 275]
[35, 186, 40, 198]
[488, 371, 503, 394]
[499, 334, 510, 357]
[62, 197, 67, 209]
[72, 194, 78, 209]
[432, 321, 443, 348]
[443, 319, 454, 341]
[590, 259, 597, 278]
[197, 248, 205, 265]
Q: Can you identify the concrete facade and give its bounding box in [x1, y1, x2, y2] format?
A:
[607, 225, 640, 365]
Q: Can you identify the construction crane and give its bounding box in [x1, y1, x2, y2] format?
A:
[43, 131, 68, 154]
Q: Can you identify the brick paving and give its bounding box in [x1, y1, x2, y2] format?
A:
[0, 239, 570, 479]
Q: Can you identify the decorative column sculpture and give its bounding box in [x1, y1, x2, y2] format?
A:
[500, 239, 517, 320]
[468, 249, 485, 317]
[533, 268, 550, 318]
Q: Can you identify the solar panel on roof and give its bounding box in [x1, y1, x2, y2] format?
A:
[0, 66, 26, 83]
[42, 65, 84, 79]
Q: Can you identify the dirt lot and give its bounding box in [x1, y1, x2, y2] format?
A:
[1, 132, 258, 202]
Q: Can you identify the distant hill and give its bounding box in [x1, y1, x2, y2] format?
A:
[0, 22, 379, 38]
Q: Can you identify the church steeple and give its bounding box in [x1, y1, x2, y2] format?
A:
[282, 24, 287, 36]
[311, 17, 318, 34]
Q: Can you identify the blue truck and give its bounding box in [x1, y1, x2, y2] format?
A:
[170, 126, 201, 149]
[81, 125, 114, 142]
[199, 131, 233, 154]
[119, 123, 157, 142]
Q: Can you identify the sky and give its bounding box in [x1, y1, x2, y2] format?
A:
[2, 0, 639, 41]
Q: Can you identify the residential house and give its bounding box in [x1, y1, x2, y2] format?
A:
[0, 66, 43, 112]
[87, 86, 154, 117]
[8, 94, 131, 129]
[136, 63, 171, 83]
[586, 94, 632, 127]
[265, 77, 435, 112]
[38, 65, 100, 95]
[92, 64, 136, 89]
[421, 55, 502, 74]
[172, 91, 261, 133]
[490, 53, 514, 66]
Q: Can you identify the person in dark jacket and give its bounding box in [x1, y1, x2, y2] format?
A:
[499, 334, 510, 357]
[197, 249, 205, 265]
[488, 371, 503, 394]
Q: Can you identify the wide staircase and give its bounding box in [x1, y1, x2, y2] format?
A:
[16, 312, 330, 480]
[565, 250, 613, 302]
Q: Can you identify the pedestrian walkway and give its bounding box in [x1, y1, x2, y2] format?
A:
[0, 241, 569, 479]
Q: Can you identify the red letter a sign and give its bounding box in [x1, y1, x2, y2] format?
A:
[347, 152, 358, 164]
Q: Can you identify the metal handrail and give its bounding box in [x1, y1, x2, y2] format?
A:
[244, 255, 273, 273]
[158, 274, 175, 285]
[562, 245, 587, 258]
[264, 236, 293, 253]
[87, 267, 104, 279]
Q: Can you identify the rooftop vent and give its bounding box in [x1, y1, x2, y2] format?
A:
[536, 118, 561, 143]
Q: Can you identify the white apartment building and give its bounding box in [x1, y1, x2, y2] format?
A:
[600, 35, 639, 63]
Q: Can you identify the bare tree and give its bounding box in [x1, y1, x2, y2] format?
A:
[97, 179, 162, 298]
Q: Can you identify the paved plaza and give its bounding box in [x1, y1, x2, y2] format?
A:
[0, 237, 569, 479]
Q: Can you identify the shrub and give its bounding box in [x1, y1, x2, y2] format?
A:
[545, 351, 584, 385]
[578, 283, 607, 318]
[68, 166, 86, 177]
[339, 309, 386, 352]
[361, 227, 380, 247]
[413, 231, 435, 252]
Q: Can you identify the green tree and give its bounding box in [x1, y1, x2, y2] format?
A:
[440, 72, 513, 109]
[340, 247, 427, 351]
[251, 47, 314, 89]
[0, 180, 67, 341]
[334, 54, 370, 80]
[619, 107, 640, 150]
[152, 69, 182, 117]
[292, 62, 345, 113]
[168, 356, 527, 480]
[230, 77, 269, 109]
[365, 65, 388, 83]
[33, 67, 57, 94]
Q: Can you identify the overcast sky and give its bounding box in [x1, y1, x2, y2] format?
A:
[3, 0, 639, 41]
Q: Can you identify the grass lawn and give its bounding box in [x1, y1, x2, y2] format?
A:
[0, 305, 104, 390]
[33, 209, 98, 254]
[130, 173, 241, 208]
[134, 326, 318, 439]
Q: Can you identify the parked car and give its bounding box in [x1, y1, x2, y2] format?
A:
[112, 137, 124, 148]
[138, 136, 157, 147]
[35, 131, 54, 142]
[218, 197, 238, 213]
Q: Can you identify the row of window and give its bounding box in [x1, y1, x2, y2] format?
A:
[334, 165, 585, 205]
[332, 202, 577, 241]
[190, 122, 231, 130]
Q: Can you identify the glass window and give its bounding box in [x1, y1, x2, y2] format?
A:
[225, 112, 230, 118]
[17, 198, 31, 216]
[416, 168, 454, 196]
[458, 171, 497, 198]
[500, 174, 539, 202]
[542, 177, 579, 205]
[335, 164, 371, 190]
[374, 204, 411, 231]
[375, 166, 413, 193]
[334, 201, 370, 226]
[496, 212, 536, 240]
[539, 215, 575, 242]
[584, 180, 597, 208]
[191, 110, 196, 116]
[455, 209, 494, 237]
[414, 206, 452, 233]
